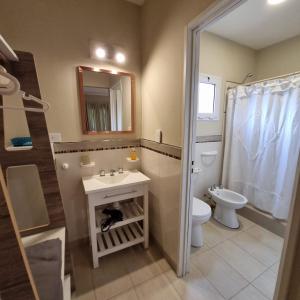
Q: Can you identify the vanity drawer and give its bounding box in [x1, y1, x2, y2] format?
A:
[89, 185, 145, 206]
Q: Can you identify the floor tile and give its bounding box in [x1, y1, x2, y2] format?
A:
[237, 215, 256, 231]
[252, 269, 278, 299]
[192, 250, 248, 299]
[270, 262, 280, 274]
[71, 291, 96, 300]
[230, 232, 278, 267]
[92, 250, 134, 300]
[165, 266, 225, 300]
[246, 225, 284, 255]
[109, 289, 138, 300]
[71, 245, 96, 297]
[231, 284, 269, 300]
[190, 244, 211, 259]
[144, 243, 172, 273]
[135, 273, 180, 300]
[202, 222, 230, 247]
[123, 245, 162, 286]
[213, 240, 267, 281]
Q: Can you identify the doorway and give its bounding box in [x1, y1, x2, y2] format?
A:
[179, 1, 300, 300]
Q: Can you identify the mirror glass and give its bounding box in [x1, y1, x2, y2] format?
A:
[78, 67, 134, 134]
[7, 165, 49, 231]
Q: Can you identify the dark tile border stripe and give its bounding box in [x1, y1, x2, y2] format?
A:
[54, 139, 140, 154]
[140, 139, 181, 160]
[54, 145, 137, 154]
[140, 145, 181, 160]
[54, 138, 182, 160]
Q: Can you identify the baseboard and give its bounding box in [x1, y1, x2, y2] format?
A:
[239, 205, 286, 238]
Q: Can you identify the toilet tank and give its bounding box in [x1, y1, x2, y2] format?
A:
[193, 141, 223, 199]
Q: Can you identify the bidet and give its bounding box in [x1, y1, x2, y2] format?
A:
[209, 187, 248, 228]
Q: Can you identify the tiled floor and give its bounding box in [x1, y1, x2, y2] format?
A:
[190, 216, 283, 300]
[71, 215, 283, 300]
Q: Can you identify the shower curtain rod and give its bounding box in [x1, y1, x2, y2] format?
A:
[227, 70, 300, 90]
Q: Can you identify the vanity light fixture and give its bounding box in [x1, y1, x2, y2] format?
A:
[268, 0, 286, 5]
[115, 52, 126, 64]
[95, 47, 106, 59]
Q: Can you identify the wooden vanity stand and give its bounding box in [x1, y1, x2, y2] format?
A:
[82, 172, 150, 268]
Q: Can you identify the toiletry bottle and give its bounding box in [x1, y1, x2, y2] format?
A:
[130, 148, 137, 160]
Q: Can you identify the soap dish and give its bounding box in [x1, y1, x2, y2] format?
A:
[80, 162, 96, 168]
[126, 157, 140, 163]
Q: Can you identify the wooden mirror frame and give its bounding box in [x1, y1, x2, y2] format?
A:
[77, 66, 135, 135]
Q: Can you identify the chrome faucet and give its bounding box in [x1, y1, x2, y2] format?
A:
[118, 167, 124, 174]
[110, 169, 116, 176]
[99, 169, 105, 176]
[210, 184, 217, 191]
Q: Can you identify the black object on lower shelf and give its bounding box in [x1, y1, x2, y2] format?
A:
[101, 208, 123, 232]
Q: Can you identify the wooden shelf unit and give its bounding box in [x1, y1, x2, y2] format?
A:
[85, 183, 149, 268]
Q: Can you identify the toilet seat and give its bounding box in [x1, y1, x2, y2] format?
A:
[191, 197, 211, 247]
[192, 197, 211, 222]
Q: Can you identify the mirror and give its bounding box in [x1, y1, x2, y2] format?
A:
[6, 165, 50, 231]
[77, 66, 135, 134]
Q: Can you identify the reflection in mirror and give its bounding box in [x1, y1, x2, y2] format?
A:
[7, 165, 49, 231]
[78, 66, 134, 134]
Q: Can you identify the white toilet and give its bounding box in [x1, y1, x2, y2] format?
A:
[191, 197, 211, 247]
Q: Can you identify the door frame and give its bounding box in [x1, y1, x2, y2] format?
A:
[178, 1, 300, 299]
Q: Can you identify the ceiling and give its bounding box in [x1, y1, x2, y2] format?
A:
[125, 0, 144, 6]
[207, 0, 300, 50]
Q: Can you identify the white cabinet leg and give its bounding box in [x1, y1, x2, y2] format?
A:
[89, 201, 99, 268]
[143, 186, 149, 249]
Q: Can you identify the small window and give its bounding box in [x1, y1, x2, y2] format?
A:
[197, 74, 222, 120]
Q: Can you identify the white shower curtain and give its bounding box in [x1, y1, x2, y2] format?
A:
[222, 75, 300, 220]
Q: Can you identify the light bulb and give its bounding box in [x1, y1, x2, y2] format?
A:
[115, 52, 126, 64]
[95, 47, 106, 59]
[268, 0, 286, 5]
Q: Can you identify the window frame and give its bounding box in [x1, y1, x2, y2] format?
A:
[197, 74, 222, 121]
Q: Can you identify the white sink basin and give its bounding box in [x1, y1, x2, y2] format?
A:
[97, 172, 129, 185]
[82, 170, 150, 194]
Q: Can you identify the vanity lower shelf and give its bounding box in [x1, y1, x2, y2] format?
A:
[96, 222, 144, 258]
[95, 200, 144, 233]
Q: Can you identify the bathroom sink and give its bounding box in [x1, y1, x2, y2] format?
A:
[97, 172, 129, 185]
[82, 170, 150, 194]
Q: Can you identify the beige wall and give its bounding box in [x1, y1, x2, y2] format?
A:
[256, 35, 300, 80]
[141, 0, 215, 147]
[198, 32, 256, 136]
[0, 0, 141, 142]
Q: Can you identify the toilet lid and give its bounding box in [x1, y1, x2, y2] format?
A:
[192, 197, 211, 217]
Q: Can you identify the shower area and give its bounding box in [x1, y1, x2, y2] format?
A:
[222, 73, 300, 232]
